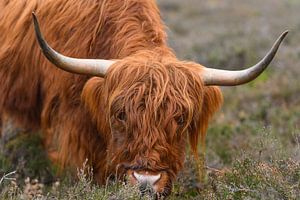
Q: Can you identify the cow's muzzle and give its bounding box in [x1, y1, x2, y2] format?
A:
[127, 170, 172, 199]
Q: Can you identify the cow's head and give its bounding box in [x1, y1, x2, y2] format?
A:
[32, 14, 287, 197]
[81, 53, 224, 196]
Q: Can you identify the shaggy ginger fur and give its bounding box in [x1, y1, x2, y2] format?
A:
[0, 0, 222, 194]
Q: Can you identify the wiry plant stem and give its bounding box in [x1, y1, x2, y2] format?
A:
[0, 171, 16, 185]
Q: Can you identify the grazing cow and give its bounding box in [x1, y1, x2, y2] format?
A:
[0, 0, 287, 197]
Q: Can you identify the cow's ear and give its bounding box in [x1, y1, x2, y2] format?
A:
[81, 77, 105, 120]
[189, 86, 223, 159]
[82, 77, 111, 140]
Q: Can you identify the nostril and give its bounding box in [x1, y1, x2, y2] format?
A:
[133, 171, 161, 186]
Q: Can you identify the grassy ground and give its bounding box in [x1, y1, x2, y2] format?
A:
[1, 0, 300, 199]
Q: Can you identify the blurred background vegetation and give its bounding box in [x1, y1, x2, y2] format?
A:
[1, 0, 299, 199]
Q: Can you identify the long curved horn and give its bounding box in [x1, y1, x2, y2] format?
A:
[32, 13, 115, 77]
[201, 31, 288, 86]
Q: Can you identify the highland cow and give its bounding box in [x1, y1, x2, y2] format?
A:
[0, 0, 287, 197]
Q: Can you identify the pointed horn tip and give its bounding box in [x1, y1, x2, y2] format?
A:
[274, 30, 289, 48]
[280, 30, 289, 39]
[32, 13, 43, 31]
[32, 12, 37, 19]
[32, 12, 39, 27]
